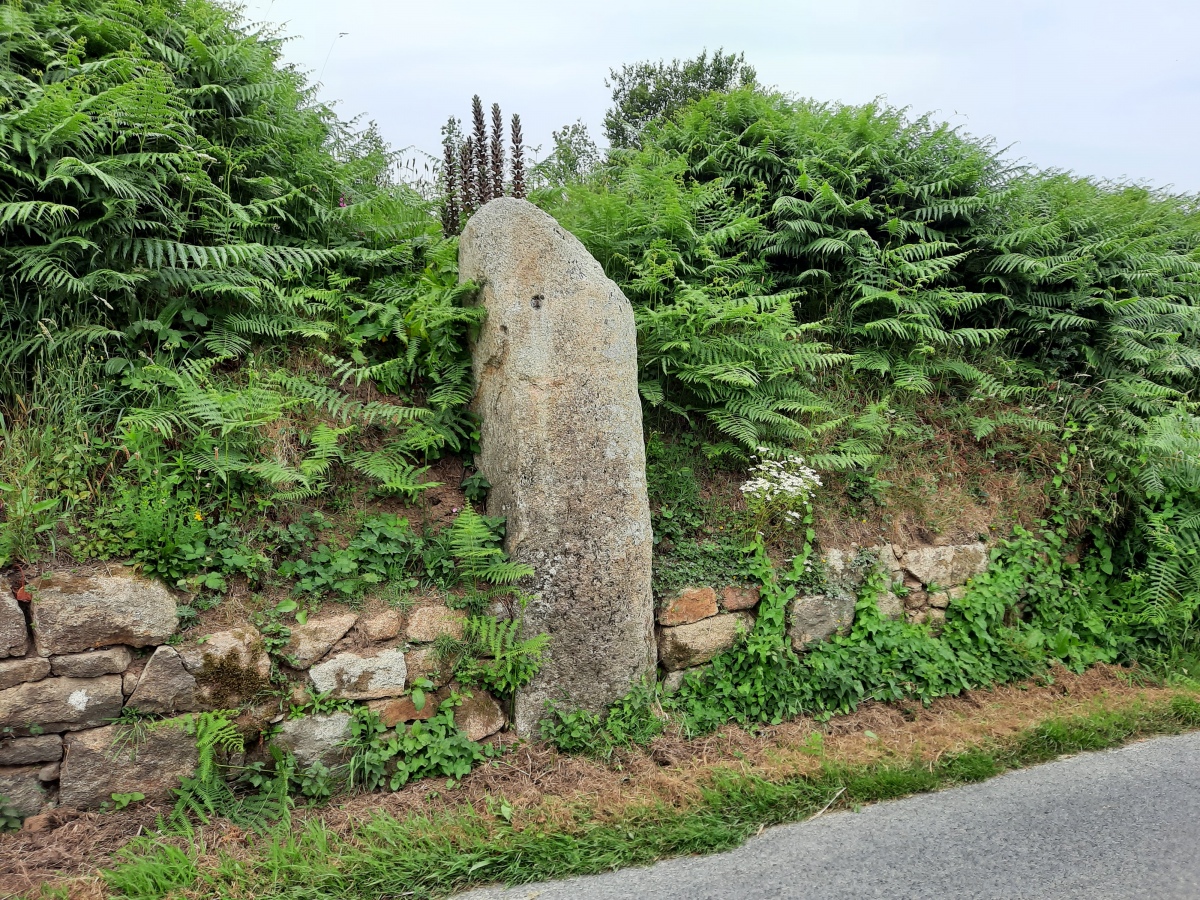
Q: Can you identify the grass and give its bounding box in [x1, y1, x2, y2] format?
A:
[85, 689, 1200, 900]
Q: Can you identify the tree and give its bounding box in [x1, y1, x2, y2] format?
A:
[603, 49, 756, 149]
[534, 120, 601, 188]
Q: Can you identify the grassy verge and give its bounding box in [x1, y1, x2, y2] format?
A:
[92, 690, 1200, 900]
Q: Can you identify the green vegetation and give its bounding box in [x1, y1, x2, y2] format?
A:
[98, 694, 1200, 899]
[2, 0, 1200, 873]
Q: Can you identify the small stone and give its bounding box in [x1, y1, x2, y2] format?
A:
[273, 712, 352, 770]
[280, 615, 357, 669]
[405, 646, 454, 689]
[928, 608, 947, 629]
[0, 675, 124, 734]
[720, 586, 761, 611]
[0, 656, 51, 691]
[367, 692, 440, 727]
[37, 761, 60, 782]
[903, 590, 928, 611]
[122, 671, 139, 697]
[454, 689, 505, 741]
[126, 647, 196, 715]
[50, 647, 133, 678]
[928, 591, 951, 610]
[789, 594, 856, 651]
[359, 608, 402, 643]
[907, 609, 930, 625]
[0, 734, 62, 766]
[658, 612, 755, 671]
[178, 627, 272, 679]
[309, 649, 407, 700]
[20, 812, 57, 832]
[657, 587, 718, 626]
[876, 593, 905, 621]
[0, 766, 50, 817]
[0, 592, 28, 658]
[660, 667, 707, 694]
[29, 571, 178, 656]
[59, 721, 197, 810]
[947, 586, 967, 603]
[406, 606, 466, 643]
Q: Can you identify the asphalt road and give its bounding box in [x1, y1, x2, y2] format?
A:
[459, 730, 1200, 900]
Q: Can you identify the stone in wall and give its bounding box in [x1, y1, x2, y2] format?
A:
[273, 712, 353, 770]
[406, 605, 466, 643]
[899, 543, 988, 588]
[721, 586, 761, 611]
[0, 734, 62, 766]
[126, 646, 197, 715]
[789, 594, 856, 651]
[0, 656, 50, 691]
[454, 689, 506, 742]
[359, 608, 402, 642]
[0, 766, 51, 817]
[658, 612, 755, 671]
[50, 646, 133, 678]
[29, 571, 177, 655]
[0, 675, 123, 734]
[281, 615, 357, 669]
[0, 591, 28, 658]
[658, 587, 718, 627]
[309, 649, 407, 700]
[405, 646, 454, 689]
[60, 721, 197, 810]
[462, 197, 655, 735]
[178, 627, 271, 706]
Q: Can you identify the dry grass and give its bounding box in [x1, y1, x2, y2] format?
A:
[2, 664, 1186, 900]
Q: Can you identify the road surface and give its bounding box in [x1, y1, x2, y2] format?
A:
[460, 730, 1200, 899]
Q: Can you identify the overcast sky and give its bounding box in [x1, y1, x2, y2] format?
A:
[240, 0, 1199, 193]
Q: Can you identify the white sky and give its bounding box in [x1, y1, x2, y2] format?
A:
[240, 0, 1200, 193]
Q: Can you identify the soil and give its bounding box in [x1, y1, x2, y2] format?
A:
[0, 664, 1184, 899]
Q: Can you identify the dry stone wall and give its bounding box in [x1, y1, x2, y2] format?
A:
[0, 572, 507, 820]
[657, 542, 991, 687]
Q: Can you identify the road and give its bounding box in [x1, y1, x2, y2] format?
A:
[459, 730, 1200, 899]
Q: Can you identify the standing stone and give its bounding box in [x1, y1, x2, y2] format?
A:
[1, 592, 28, 658]
[461, 198, 655, 735]
[29, 571, 177, 655]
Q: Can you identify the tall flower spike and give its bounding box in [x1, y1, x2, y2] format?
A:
[471, 95, 490, 202]
[490, 102, 505, 199]
[510, 113, 526, 199]
[460, 137, 477, 218]
[441, 121, 461, 236]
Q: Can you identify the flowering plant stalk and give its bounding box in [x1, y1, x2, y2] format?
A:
[740, 447, 822, 537]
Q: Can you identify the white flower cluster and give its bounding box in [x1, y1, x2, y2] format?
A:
[740, 447, 823, 510]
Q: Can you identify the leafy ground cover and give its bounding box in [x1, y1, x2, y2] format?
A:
[4, 666, 1197, 898]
